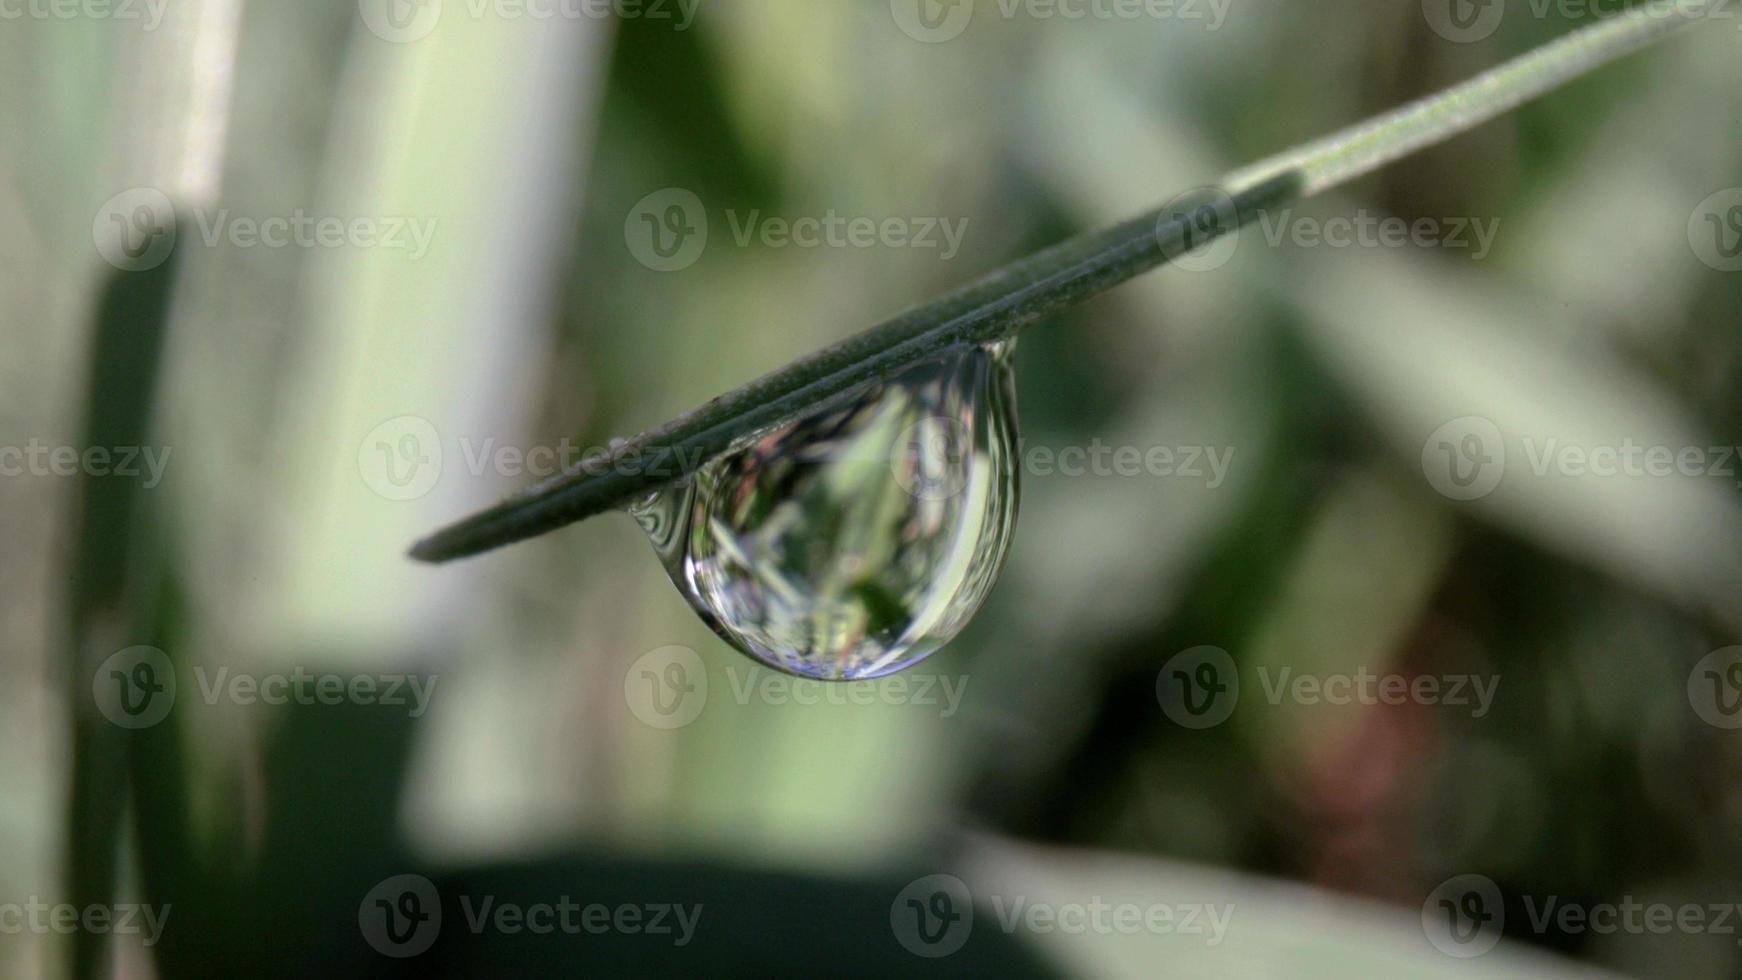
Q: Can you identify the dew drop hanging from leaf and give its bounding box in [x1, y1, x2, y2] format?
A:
[631, 343, 1020, 680]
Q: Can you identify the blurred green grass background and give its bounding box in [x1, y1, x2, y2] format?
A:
[2, 0, 1741, 976]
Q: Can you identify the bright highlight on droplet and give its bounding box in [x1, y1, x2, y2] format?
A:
[631, 342, 1021, 680]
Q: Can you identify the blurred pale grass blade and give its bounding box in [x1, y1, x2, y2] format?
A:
[175, 0, 242, 205]
[104, 0, 240, 208]
[1292, 247, 1742, 632]
[413, 0, 1724, 564]
[1240, 469, 1455, 771]
[958, 835, 1606, 980]
[267, 16, 608, 651]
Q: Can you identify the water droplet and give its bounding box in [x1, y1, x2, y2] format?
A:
[632, 342, 1020, 680]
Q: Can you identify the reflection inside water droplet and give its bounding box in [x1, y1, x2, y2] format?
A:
[631, 342, 1020, 680]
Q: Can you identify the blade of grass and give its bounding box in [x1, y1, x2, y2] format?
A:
[412, 0, 1728, 564]
[64, 232, 180, 980]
